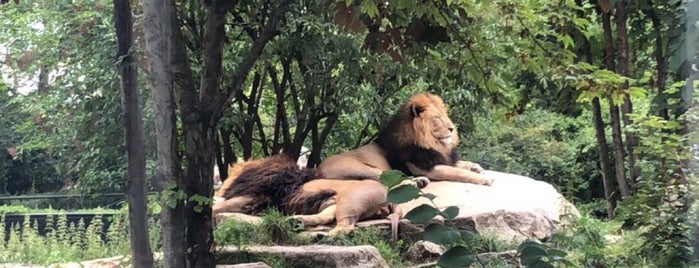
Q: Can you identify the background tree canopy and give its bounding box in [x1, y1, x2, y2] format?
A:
[0, 0, 697, 266]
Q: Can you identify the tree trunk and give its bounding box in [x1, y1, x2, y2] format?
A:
[614, 0, 638, 192]
[608, 102, 629, 198]
[593, 98, 616, 217]
[220, 128, 236, 168]
[114, 0, 154, 266]
[142, 0, 187, 266]
[578, 1, 617, 217]
[177, 1, 231, 266]
[602, 10, 630, 199]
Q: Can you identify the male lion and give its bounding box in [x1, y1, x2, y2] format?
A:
[212, 155, 392, 236]
[318, 92, 493, 186]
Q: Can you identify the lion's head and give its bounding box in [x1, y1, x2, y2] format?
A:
[384, 93, 458, 151]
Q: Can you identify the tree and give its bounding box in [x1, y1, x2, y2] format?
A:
[142, 0, 291, 265]
[141, 0, 186, 266]
[112, 0, 153, 266]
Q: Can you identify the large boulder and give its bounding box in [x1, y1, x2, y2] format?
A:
[397, 170, 578, 242]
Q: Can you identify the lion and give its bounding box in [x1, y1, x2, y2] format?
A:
[212, 155, 394, 237]
[318, 92, 493, 186]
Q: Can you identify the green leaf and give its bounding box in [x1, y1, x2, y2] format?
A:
[423, 223, 461, 244]
[441, 206, 459, 220]
[359, 0, 379, 18]
[548, 249, 567, 257]
[387, 184, 420, 203]
[380, 170, 406, 189]
[422, 193, 437, 200]
[519, 245, 549, 265]
[437, 246, 475, 268]
[517, 240, 545, 253]
[404, 204, 440, 223]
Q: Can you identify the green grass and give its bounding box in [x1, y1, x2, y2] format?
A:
[0, 204, 159, 265]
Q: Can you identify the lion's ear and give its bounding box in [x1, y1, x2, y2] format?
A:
[411, 104, 426, 117]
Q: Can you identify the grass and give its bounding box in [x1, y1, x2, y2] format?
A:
[212, 208, 522, 267]
[0, 214, 131, 264]
[0, 204, 159, 265]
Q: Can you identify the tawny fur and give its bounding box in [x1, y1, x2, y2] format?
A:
[318, 92, 493, 186]
[212, 155, 389, 237]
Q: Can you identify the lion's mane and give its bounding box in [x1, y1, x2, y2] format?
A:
[375, 93, 459, 175]
[218, 155, 334, 215]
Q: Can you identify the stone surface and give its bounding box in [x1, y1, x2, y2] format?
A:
[218, 245, 389, 268]
[397, 170, 579, 242]
[405, 240, 445, 263]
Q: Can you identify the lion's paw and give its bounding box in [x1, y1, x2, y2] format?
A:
[458, 161, 484, 173]
[480, 176, 495, 186]
[411, 176, 430, 188]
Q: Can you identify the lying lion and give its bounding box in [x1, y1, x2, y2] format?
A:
[212, 155, 392, 237]
[319, 92, 493, 186]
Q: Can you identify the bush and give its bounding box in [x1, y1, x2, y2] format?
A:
[0, 213, 131, 264]
[461, 109, 602, 202]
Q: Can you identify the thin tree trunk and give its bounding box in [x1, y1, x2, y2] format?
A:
[602, 10, 630, 199]
[579, 0, 616, 217]
[593, 98, 616, 217]
[220, 128, 236, 167]
[644, 0, 670, 120]
[615, 0, 638, 192]
[608, 103, 629, 197]
[142, 0, 186, 266]
[114, 0, 153, 266]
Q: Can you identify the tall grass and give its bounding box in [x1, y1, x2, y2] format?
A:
[0, 213, 134, 265]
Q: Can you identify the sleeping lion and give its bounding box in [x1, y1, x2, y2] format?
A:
[318, 92, 493, 186]
[212, 155, 392, 237]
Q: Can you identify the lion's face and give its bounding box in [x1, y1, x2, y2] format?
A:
[407, 93, 459, 149]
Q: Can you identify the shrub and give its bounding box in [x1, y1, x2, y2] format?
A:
[461, 109, 602, 203]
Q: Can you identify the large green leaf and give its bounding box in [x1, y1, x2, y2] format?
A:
[518, 241, 549, 266]
[404, 204, 439, 223]
[423, 223, 461, 245]
[387, 184, 420, 203]
[441, 206, 459, 220]
[380, 169, 406, 189]
[437, 246, 475, 268]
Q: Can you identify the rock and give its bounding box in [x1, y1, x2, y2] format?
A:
[405, 240, 445, 263]
[218, 245, 389, 268]
[397, 170, 579, 242]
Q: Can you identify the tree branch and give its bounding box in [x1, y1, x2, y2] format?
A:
[213, 0, 292, 124]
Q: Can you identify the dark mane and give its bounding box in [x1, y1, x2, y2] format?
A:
[222, 155, 323, 213]
[375, 96, 457, 175]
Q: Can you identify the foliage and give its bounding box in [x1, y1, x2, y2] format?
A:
[380, 170, 521, 267]
[0, 0, 154, 193]
[516, 240, 573, 268]
[462, 108, 601, 202]
[213, 209, 403, 266]
[615, 99, 694, 266]
[549, 209, 651, 267]
[0, 213, 132, 264]
[213, 209, 309, 248]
